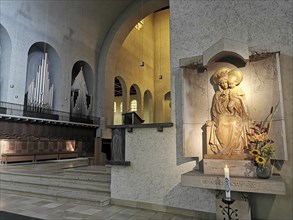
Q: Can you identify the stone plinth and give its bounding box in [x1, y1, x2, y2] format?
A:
[181, 170, 285, 195]
[203, 158, 255, 177]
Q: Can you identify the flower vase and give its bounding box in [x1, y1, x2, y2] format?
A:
[256, 165, 271, 179]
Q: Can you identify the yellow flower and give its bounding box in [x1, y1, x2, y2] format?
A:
[256, 156, 266, 166]
[250, 150, 261, 157]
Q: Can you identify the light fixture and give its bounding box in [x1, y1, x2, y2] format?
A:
[159, 12, 163, 79]
[139, 0, 144, 67]
[135, 20, 144, 30]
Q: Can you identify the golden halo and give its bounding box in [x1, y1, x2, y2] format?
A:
[228, 69, 243, 85]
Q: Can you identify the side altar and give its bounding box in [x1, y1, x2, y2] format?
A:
[179, 38, 287, 220]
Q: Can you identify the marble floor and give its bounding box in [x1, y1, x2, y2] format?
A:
[0, 193, 197, 220]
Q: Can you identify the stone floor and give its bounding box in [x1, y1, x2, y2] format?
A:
[0, 160, 201, 219]
[0, 193, 197, 220]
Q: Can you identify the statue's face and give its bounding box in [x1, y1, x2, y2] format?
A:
[228, 76, 237, 88]
[219, 79, 228, 90]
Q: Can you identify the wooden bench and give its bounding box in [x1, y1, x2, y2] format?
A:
[58, 151, 79, 159]
[1, 151, 79, 164]
[1, 153, 34, 164]
[34, 152, 59, 161]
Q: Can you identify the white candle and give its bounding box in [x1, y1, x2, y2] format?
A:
[224, 165, 231, 199]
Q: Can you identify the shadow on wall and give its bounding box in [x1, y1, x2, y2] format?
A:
[163, 183, 216, 213]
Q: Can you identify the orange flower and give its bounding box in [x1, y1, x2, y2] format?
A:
[252, 133, 267, 142]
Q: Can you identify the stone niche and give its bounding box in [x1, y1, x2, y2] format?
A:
[180, 38, 287, 177]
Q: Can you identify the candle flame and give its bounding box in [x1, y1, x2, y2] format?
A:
[225, 165, 228, 168]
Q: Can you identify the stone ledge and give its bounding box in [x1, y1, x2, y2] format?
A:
[111, 198, 215, 219]
[181, 171, 285, 195]
[106, 160, 131, 166]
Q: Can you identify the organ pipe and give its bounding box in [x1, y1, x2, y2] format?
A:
[71, 67, 91, 116]
[27, 53, 54, 110]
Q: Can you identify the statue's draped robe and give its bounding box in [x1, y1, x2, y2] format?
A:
[209, 88, 250, 155]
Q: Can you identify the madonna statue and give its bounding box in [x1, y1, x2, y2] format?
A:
[207, 67, 251, 155]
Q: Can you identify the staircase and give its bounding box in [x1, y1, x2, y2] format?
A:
[0, 160, 111, 207]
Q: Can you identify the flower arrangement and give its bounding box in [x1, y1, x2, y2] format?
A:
[246, 103, 279, 168]
[247, 122, 275, 167]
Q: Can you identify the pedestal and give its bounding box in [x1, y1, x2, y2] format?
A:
[204, 158, 255, 177]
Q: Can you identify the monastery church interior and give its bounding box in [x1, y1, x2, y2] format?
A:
[0, 0, 292, 219]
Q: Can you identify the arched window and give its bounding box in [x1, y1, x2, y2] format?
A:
[120, 102, 123, 113]
[130, 100, 137, 112]
[114, 102, 117, 113]
[114, 77, 126, 125]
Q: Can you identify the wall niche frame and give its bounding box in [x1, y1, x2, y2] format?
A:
[180, 38, 287, 164]
[0, 24, 12, 102]
[70, 60, 94, 118]
[25, 42, 61, 110]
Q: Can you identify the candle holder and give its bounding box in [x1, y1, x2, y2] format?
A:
[220, 197, 238, 220]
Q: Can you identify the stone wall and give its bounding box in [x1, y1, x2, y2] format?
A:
[170, 0, 292, 219]
[110, 127, 215, 212]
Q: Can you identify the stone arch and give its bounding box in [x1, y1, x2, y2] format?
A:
[0, 24, 12, 102]
[26, 42, 61, 110]
[203, 38, 249, 68]
[96, 0, 169, 131]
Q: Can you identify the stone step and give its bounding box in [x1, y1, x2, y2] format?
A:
[0, 163, 111, 207]
[1, 169, 111, 183]
[1, 171, 110, 185]
[0, 183, 110, 207]
[0, 177, 110, 196]
[0, 158, 90, 175]
[63, 170, 111, 182]
[64, 165, 111, 175]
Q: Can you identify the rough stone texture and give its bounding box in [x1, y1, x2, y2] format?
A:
[203, 159, 255, 177]
[202, 38, 249, 66]
[170, 1, 292, 219]
[182, 171, 286, 195]
[110, 127, 216, 213]
[182, 55, 287, 161]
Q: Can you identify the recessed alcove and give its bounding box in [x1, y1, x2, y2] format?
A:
[70, 61, 93, 119]
[0, 24, 12, 102]
[143, 90, 153, 123]
[72, 61, 94, 97]
[25, 42, 61, 110]
[179, 38, 287, 219]
[180, 38, 287, 162]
